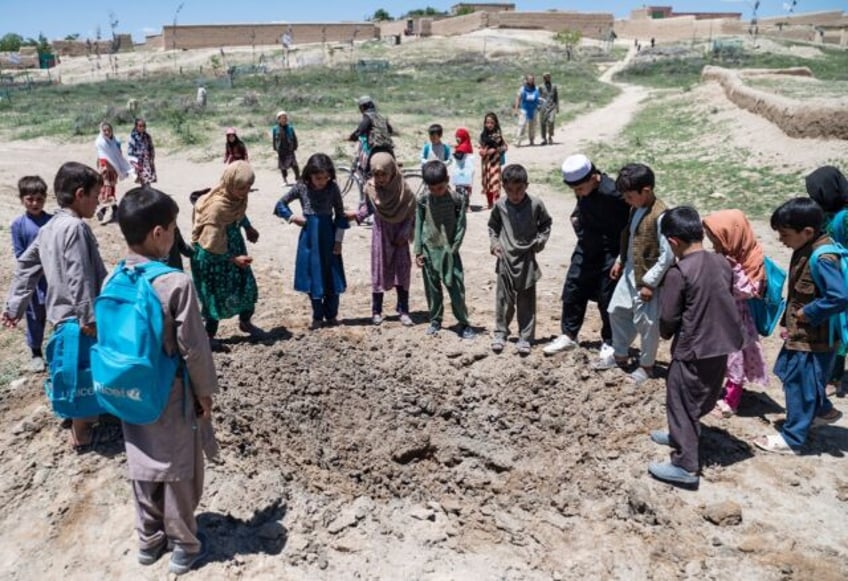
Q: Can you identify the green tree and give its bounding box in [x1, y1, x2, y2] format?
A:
[554, 30, 582, 61]
[0, 33, 23, 52]
[64, 33, 81, 41]
[456, 6, 475, 16]
[35, 33, 51, 56]
[369, 9, 392, 21]
[403, 7, 447, 18]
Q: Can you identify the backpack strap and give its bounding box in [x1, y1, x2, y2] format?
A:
[809, 244, 844, 288]
[60, 320, 80, 403]
[832, 210, 848, 246]
[809, 243, 847, 346]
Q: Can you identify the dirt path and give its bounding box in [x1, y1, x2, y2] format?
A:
[508, 44, 648, 171]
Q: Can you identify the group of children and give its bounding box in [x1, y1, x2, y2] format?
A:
[4, 140, 848, 572]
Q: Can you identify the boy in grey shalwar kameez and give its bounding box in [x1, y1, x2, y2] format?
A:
[114, 187, 218, 575]
[488, 164, 553, 355]
[3, 162, 107, 451]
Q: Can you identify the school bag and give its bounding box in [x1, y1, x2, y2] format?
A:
[44, 319, 104, 419]
[747, 256, 787, 337]
[808, 243, 848, 347]
[91, 260, 183, 424]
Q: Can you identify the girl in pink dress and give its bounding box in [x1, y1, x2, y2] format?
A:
[702, 209, 769, 417]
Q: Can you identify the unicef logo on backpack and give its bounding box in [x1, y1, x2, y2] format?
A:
[94, 383, 144, 402]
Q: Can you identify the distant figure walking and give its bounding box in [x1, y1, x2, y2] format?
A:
[127, 118, 157, 187]
[95, 121, 131, 224]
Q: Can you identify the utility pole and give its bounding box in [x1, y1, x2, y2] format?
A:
[172, 2, 184, 70]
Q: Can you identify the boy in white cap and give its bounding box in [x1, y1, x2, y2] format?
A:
[272, 110, 299, 184]
[545, 154, 630, 356]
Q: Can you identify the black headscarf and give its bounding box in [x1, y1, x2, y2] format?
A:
[806, 166, 848, 213]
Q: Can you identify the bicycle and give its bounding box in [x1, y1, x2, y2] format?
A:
[337, 143, 425, 207]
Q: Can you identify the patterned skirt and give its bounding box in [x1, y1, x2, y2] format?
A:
[191, 224, 258, 322]
[132, 153, 157, 186]
[98, 159, 117, 204]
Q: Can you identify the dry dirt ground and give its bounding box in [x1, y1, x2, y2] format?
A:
[1, 36, 848, 581]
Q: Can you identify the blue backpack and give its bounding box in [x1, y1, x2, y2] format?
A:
[747, 256, 787, 337]
[829, 209, 848, 246]
[44, 319, 105, 418]
[91, 260, 183, 425]
[808, 243, 848, 348]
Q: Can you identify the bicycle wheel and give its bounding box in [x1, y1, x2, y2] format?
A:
[337, 166, 357, 198]
[403, 172, 425, 197]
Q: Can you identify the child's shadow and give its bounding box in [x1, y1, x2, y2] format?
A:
[197, 499, 287, 567]
[735, 390, 785, 418]
[220, 325, 293, 348]
[807, 425, 848, 457]
[700, 425, 755, 468]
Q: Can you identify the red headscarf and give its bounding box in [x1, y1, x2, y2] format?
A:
[455, 128, 473, 155]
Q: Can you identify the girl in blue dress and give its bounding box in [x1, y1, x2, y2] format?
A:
[274, 153, 351, 329]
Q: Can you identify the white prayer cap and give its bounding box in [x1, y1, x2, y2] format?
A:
[276, 110, 287, 119]
[561, 154, 595, 185]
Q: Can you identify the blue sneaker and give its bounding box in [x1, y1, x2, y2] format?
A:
[649, 431, 671, 447]
[460, 325, 476, 340]
[648, 462, 699, 487]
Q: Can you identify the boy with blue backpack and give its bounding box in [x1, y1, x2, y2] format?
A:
[3, 162, 107, 452]
[98, 186, 218, 575]
[806, 165, 848, 396]
[754, 198, 847, 454]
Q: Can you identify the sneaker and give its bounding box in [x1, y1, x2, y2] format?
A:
[543, 334, 577, 355]
[649, 430, 671, 447]
[399, 313, 414, 327]
[28, 356, 45, 373]
[169, 533, 208, 576]
[460, 325, 476, 340]
[516, 339, 531, 355]
[491, 334, 506, 353]
[138, 539, 168, 566]
[372, 313, 383, 326]
[648, 462, 699, 487]
[425, 321, 441, 336]
[599, 342, 615, 360]
[627, 367, 652, 386]
[309, 319, 323, 330]
[592, 351, 620, 371]
[325, 318, 340, 327]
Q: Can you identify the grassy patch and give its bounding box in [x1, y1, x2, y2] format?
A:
[0, 49, 617, 160]
[585, 94, 804, 219]
[615, 42, 848, 89]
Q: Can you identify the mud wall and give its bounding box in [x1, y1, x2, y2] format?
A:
[431, 11, 489, 36]
[492, 12, 613, 38]
[702, 65, 848, 140]
[52, 35, 134, 57]
[161, 23, 378, 51]
[615, 16, 733, 42]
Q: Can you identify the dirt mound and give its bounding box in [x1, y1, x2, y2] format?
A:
[702, 65, 848, 139]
